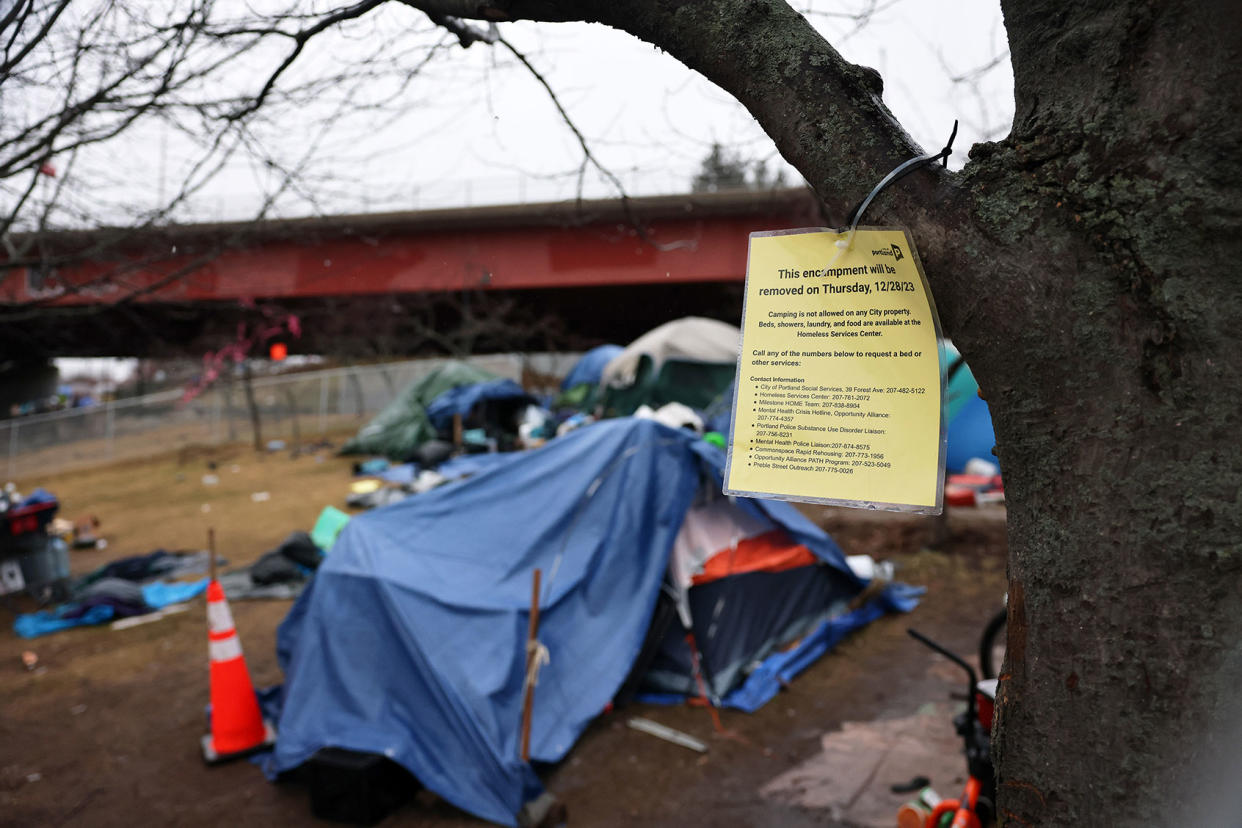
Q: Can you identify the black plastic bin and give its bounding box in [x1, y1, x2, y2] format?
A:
[305, 748, 419, 825]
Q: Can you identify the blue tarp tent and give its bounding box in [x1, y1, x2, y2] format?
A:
[560, 344, 623, 390]
[270, 418, 912, 825]
[425, 379, 534, 431]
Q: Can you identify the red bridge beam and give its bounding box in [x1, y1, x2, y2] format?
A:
[2, 188, 821, 305]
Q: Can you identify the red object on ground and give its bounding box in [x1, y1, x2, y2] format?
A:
[202, 580, 272, 762]
[946, 474, 995, 491]
[945, 486, 977, 507]
[269, 342, 287, 361]
[3, 501, 58, 537]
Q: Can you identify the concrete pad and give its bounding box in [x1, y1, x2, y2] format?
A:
[761, 705, 966, 827]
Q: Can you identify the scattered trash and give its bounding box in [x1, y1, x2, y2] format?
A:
[26, 773, 41, 783]
[945, 471, 1004, 507]
[556, 412, 594, 437]
[15, 581, 209, 638]
[345, 487, 408, 510]
[963, 457, 999, 478]
[411, 469, 447, 494]
[21, 650, 37, 670]
[70, 704, 87, 715]
[627, 718, 708, 753]
[846, 555, 895, 582]
[202, 474, 220, 486]
[217, 532, 325, 601]
[350, 479, 382, 495]
[310, 506, 350, 553]
[110, 603, 190, 630]
[72, 516, 102, 549]
[250, 491, 271, 503]
[891, 775, 932, 794]
[352, 458, 390, 476]
[896, 786, 943, 826]
[266, 440, 287, 452]
[634, 401, 704, 434]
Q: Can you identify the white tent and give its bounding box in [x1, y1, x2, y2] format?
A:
[601, 317, 740, 388]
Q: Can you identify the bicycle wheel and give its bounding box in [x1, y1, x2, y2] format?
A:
[979, 607, 1007, 680]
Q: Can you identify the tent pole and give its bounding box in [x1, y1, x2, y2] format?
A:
[520, 568, 542, 762]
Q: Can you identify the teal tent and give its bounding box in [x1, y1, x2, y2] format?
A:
[340, 362, 498, 458]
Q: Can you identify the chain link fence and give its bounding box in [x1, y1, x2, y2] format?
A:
[0, 353, 577, 481]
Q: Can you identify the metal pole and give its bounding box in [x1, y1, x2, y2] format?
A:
[210, 391, 222, 445]
[105, 401, 115, 459]
[318, 373, 328, 434]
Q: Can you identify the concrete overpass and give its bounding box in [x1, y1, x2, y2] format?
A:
[0, 187, 822, 357]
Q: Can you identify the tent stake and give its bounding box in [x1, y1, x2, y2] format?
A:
[520, 568, 542, 762]
[208, 527, 217, 582]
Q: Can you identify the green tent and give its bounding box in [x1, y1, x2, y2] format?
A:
[598, 317, 740, 416]
[340, 362, 498, 458]
[599, 356, 737, 416]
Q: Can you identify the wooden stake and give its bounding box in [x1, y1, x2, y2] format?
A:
[520, 567, 542, 763]
[208, 527, 217, 582]
[452, 413, 464, 450]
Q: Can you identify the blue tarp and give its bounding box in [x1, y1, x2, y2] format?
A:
[721, 583, 923, 711]
[14, 578, 209, 638]
[270, 419, 903, 825]
[425, 379, 533, 431]
[560, 344, 623, 390]
[377, 462, 418, 485]
[273, 420, 700, 824]
[946, 393, 997, 473]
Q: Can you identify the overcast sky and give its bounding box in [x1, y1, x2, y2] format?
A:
[49, 0, 1012, 377]
[62, 0, 1013, 225]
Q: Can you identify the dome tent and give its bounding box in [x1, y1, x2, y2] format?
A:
[598, 317, 740, 415]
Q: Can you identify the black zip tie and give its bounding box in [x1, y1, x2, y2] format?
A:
[843, 119, 958, 232]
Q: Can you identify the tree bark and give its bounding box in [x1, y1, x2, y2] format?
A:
[412, 0, 1242, 821]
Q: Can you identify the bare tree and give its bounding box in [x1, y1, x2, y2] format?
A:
[0, 0, 479, 324]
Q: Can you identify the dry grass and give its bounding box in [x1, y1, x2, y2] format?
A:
[15, 431, 361, 576]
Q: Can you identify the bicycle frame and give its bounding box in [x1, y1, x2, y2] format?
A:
[906, 628, 995, 828]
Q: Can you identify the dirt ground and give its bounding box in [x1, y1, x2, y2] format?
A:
[0, 442, 1007, 827]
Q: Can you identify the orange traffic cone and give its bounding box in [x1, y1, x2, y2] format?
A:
[201, 579, 275, 763]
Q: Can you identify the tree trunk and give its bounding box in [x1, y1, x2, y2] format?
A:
[965, 3, 1242, 821]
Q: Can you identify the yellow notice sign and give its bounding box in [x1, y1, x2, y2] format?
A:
[724, 228, 945, 513]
